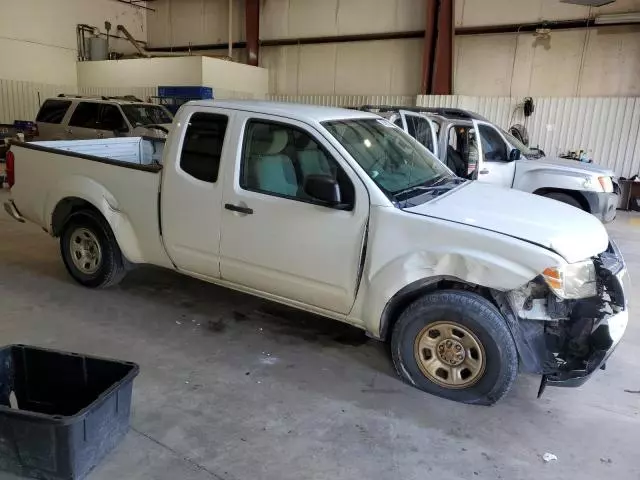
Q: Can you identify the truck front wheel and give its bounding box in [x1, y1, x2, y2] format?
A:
[391, 290, 518, 405]
[60, 210, 126, 288]
[543, 191, 584, 210]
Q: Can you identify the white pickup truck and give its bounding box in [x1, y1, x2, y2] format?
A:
[4, 100, 629, 405]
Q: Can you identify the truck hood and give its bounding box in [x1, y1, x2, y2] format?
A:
[522, 156, 615, 177]
[404, 181, 609, 263]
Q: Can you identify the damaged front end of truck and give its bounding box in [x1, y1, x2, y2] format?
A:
[493, 241, 628, 395]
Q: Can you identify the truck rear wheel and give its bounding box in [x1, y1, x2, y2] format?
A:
[60, 210, 126, 288]
[391, 290, 518, 405]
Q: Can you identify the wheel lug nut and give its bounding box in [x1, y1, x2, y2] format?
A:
[446, 341, 452, 348]
[455, 345, 461, 351]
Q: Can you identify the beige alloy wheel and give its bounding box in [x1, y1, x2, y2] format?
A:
[69, 227, 103, 275]
[413, 321, 486, 389]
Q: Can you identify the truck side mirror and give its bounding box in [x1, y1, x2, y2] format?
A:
[304, 175, 341, 206]
[509, 148, 521, 161]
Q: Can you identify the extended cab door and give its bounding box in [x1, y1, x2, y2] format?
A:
[473, 120, 517, 188]
[160, 107, 230, 277]
[219, 113, 369, 315]
[399, 110, 438, 156]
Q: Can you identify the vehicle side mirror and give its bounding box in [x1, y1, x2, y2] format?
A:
[509, 148, 521, 161]
[304, 175, 341, 206]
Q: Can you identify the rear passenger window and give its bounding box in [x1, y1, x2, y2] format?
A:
[180, 113, 228, 183]
[36, 100, 71, 124]
[69, 102, 100, 128]
[99, 105, 127, 131]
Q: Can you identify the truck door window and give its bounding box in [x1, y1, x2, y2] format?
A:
[241, 120, 354, 209]
[68, 102, 100, 128]
[478, 124, 508, 162]
[405, 115, 434, 153]
[179, 112, 229, 183]
[445, 125, 478, 179]
[36, 100, 71, 124]
[99, 105, 128, 131]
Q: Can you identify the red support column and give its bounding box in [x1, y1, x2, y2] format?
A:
[421, 0, 438, 95]
[246, 0, 260, 66]
[432, 0, 454, 94]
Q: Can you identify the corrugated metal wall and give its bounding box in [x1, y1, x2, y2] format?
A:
[0, 81, 158, 123]
[267, 94, 414, 108]
[0, 79, 76, 123]
[417, 95, 640, 178]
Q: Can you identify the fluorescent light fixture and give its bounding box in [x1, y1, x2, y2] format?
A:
[594, 12, 640, 25]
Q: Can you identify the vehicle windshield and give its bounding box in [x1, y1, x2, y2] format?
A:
[323, 118, 455, 199]
[500, 128, 544, 159]
[121, 105, 173, 127]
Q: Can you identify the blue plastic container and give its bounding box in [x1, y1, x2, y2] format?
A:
[157, 86, 213, 99]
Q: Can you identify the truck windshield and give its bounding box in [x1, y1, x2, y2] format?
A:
[121, 105, 173, 127]
[501, 128, 544, 159]
[323, 118, 454, 199]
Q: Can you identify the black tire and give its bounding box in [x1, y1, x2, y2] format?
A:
[60, 209, 126, 288]
[543, 192, 583, 210]
[391, 290, 518, 405]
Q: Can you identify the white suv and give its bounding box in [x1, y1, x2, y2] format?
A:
[35, 95, 173, 141]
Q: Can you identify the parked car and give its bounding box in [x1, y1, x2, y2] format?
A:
[4, 100, 628, 405]
[1, 121, 38, 158]
[362, 106, 620, 223]
[35, 95, 173, 141]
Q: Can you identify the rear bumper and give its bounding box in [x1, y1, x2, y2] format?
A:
[583, 191, 618, 223]
[3, 200, 24, 223]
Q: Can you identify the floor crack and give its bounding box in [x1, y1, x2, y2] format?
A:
[131, 426, 234, 480]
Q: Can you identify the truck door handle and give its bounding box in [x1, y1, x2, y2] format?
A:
[479, 169, 489, 175]
[225, 203, 253, 215]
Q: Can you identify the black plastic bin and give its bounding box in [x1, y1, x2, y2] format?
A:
[0, 344, 139, 480]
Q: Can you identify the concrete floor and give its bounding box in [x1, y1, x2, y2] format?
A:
[0, 190, 639, 480]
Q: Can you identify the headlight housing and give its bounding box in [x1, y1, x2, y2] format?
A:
[598, 176, 613, 193]
[542, 260, 597, 299]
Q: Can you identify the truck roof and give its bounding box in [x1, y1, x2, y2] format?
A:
[187, 100, 381, 122]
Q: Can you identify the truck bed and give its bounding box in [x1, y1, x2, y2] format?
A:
[8, 139, 171, 267]
[33, 137, 165, 166]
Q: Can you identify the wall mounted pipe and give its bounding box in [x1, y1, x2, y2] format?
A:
[145, 18, 639, 53]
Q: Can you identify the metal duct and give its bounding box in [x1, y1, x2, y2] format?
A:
[116, 25, 150, 58]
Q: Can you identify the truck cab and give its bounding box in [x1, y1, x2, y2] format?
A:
[367, 106, 619, 223]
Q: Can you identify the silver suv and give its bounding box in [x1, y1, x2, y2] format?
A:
[35, 94, 174, 141]
[361, 105, 619, 222]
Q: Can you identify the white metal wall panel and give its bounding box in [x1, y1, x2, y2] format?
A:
[417, 95, 640, 178]
[267, 94, 414, 108]
[0, 79, 76, 123]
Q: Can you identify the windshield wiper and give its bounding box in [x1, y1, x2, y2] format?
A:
[395, 184, 450, 198]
